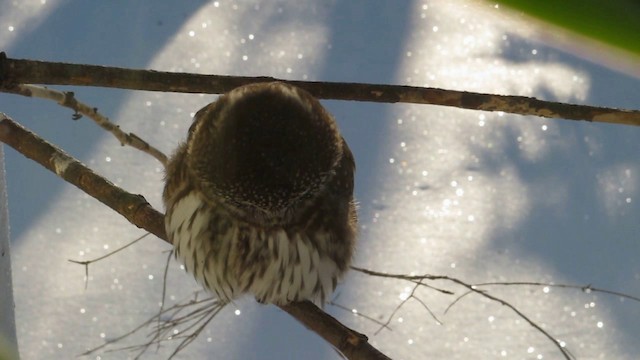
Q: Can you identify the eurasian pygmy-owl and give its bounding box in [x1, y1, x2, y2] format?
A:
[163, 82, 357, 305]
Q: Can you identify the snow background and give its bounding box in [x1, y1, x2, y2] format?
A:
[1, 0, 639, 359]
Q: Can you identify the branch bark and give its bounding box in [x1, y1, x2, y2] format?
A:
[0, 114, 391, 360]
[1, 53, 639, 126]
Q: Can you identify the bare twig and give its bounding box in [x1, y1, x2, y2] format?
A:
[444, 290, 474, 315]
[448, 279, 575, 360]
[158, 249, 174, 352]
[374, 280, 442, 336]
[1, 53, 639, 126]
[68, 232, 151, 289]
[474, 281, 640, 303]
[157, 297, 224, 360]
[82, 292, 224, 359]
[68, 230, 193, 358]
[3, 84, 168, 165]
[350, 266, 453, 294]
[327, 301, 390, 329]
[351, 266, 574, 360]
[0, 114, 391, 360]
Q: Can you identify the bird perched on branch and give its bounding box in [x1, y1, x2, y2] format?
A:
[163, 82, 357, 305]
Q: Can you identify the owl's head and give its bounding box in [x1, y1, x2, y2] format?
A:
[186, 82, 343, 220]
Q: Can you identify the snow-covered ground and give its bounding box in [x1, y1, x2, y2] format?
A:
[1, 1, 639, 359]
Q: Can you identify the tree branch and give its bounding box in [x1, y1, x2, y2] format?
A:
[1, 53, 639, 126]
[3, 84, 168, 165]
[0, 114, 391, 360]
[0, 114, 165, 239]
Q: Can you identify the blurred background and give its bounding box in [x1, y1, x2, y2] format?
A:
[1, 1, 639, 359]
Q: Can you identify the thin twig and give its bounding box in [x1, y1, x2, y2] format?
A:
[3, 84, 168, 165]
[68, 232, 150, 289]
[374, 280, 443, 335]
[157, 250, 175, 352]
[68, 232, 149, 264]
[84, 294, 224, 359]
[444, 290, 475, 315]
[411, 295, 443, 327]
[474, 281, 640, 303]
[1, 53, 639, 126]
[167, 303, 223, 359]
[350, 266, 454, 295]
[351, 266, 575, 359]
[445, 278, 575, 360]
[328, 301, 390, 329]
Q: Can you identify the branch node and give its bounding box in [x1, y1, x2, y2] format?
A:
[343, 331, 368, 348]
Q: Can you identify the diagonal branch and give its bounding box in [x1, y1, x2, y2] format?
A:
[0, 113, 391, 360]
[3, 84, 168, 165]
[0, 113, 165, 239]
[1, 53, 639, 126]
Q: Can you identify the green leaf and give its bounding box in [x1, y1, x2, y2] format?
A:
[495, 0, 640, 58]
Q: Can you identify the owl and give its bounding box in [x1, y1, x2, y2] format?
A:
[163, 82, 357, 305]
